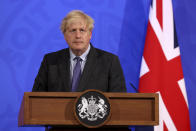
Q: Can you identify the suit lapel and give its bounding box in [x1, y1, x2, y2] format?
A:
[77, 46, 97, 91]
[59, 49, 71, 92]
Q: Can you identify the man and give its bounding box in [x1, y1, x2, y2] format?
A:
[32, 10, 126, 92]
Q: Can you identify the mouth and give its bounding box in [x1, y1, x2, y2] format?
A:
[73, 41, 83, 44]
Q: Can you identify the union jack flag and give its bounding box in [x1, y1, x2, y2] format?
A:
[139, 0, 191, 130]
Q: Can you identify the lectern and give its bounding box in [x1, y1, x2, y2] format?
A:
[18, 91, 159, 130]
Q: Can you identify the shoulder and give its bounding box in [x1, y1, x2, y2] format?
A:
[93, 48, 119, 64]
[45, 48, 67, 57]
[43, 48, 69, 64]
[94, 47, 118, 59]
[89, 47, 120, 65]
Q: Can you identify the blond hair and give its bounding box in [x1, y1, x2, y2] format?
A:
[60, 10, 94, 33]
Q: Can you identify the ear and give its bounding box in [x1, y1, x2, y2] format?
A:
[89, 31, 92, 39]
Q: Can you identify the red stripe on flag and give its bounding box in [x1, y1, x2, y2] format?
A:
[157, 0, 163, 29]
[163, 121, 168, 131]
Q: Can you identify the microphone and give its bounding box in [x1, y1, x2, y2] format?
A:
[129, 82, 138, 93]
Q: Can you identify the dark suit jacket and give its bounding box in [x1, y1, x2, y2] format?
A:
[32, 45, 126, 92]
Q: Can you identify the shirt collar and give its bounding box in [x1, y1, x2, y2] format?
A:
[69, 44, 91, 61]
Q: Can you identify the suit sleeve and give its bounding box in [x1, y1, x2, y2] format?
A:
[32, 55, 48, 92]
[108, 55, 127, 92]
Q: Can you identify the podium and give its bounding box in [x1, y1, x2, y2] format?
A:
[18, 91, 159, 130]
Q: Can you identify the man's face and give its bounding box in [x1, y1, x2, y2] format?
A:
[64, 19, 92, 55]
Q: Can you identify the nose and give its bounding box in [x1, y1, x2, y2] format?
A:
[75, 30, 81, 38]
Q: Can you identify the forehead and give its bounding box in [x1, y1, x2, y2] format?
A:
[67, 18, 87, 29]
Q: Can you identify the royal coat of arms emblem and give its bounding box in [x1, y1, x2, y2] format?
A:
[77, 96, 108, 121]
[74, 90, 111, 127]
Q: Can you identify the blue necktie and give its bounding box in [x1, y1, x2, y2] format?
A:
[71, 57, 82, 92]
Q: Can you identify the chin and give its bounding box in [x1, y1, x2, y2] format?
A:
[71, 47, 84, 52]
[73, 45, 83, 50]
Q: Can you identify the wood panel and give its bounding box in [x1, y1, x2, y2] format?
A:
[18, 92, 158, 127]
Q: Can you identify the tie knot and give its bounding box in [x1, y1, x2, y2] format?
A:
[74, 56, 82, 62]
